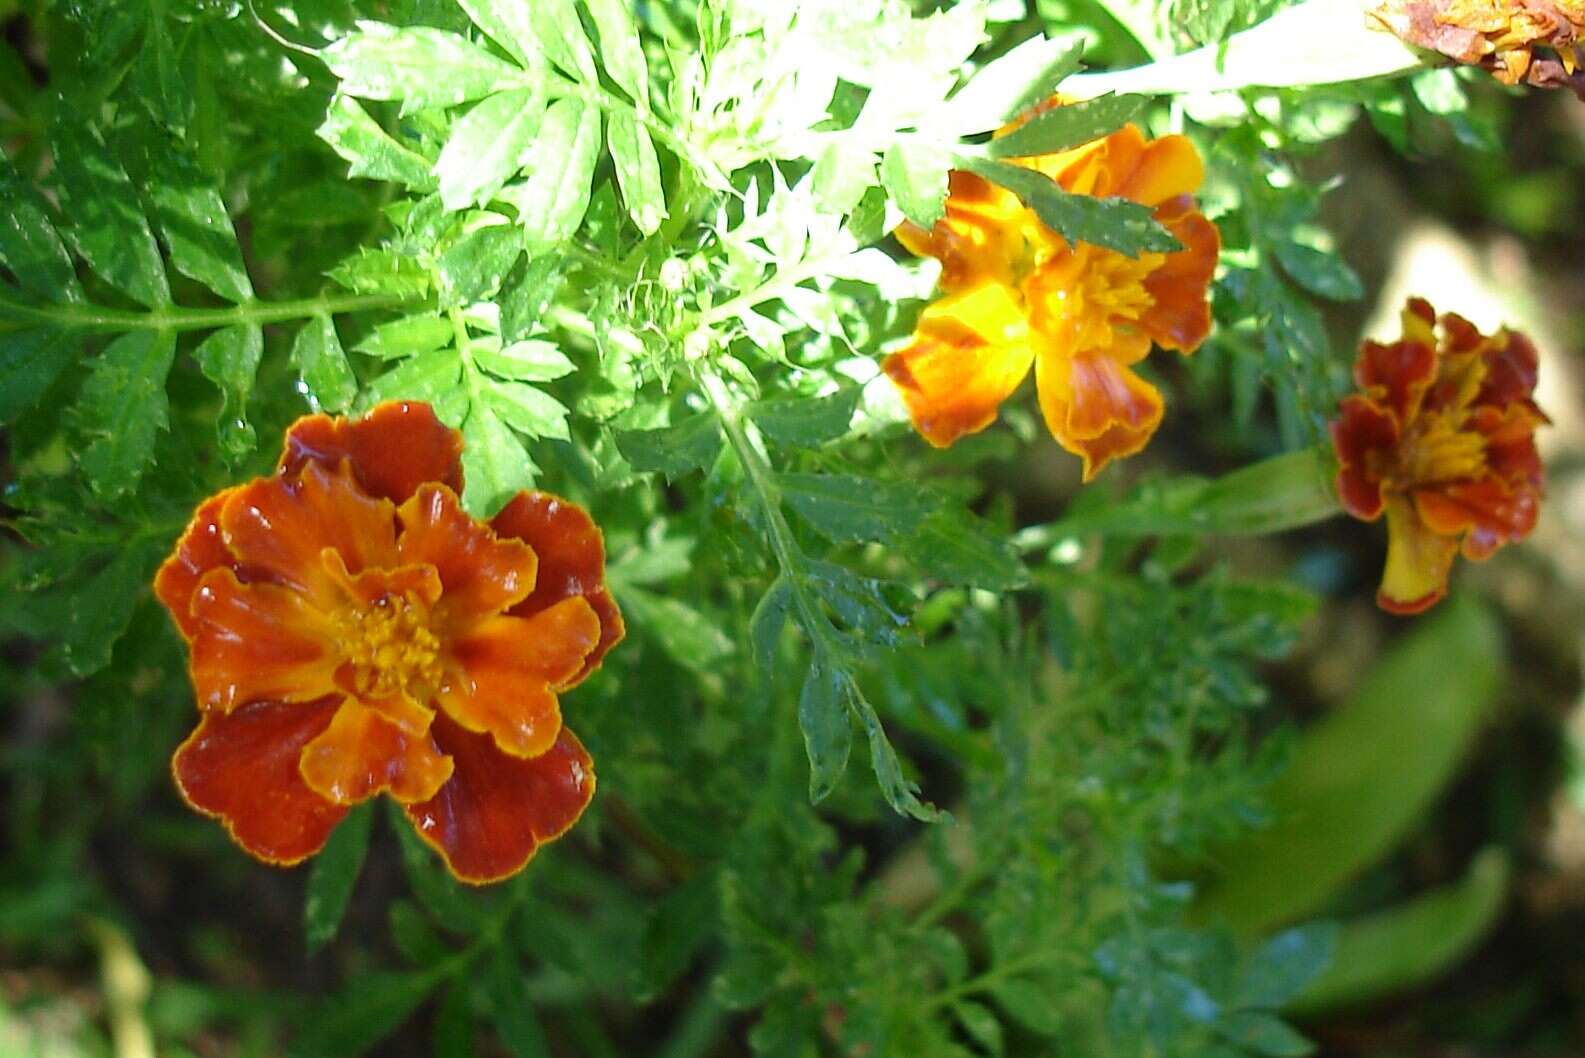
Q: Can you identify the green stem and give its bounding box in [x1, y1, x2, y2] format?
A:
[0, 291, 409, 335]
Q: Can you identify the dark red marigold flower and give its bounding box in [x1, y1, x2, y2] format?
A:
[1372, 0, 1585, 96]
[1332, 298, 1549, 614]
[154, 401, 623, 883]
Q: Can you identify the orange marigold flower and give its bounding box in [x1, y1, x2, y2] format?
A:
[154, 401, 623, 883]
[1331, 298, 1548, 615]
[1372, 0, 1585, 95]
[883, 117, 1219, 480]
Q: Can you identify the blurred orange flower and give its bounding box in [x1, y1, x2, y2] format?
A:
[1372, 0, 1585, 95]
[883, 117, 1219, 480]
[1332, 298, 1548, 615]
[155, 402, 623, 883]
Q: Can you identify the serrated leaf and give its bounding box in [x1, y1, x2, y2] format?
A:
[328, 247, 431, 298]
[606, 111, 666, 235]
[436, 224, 524, 306]
[619, 585, 734, 673]
[965, 158, 1179, 255]
[881, 142, 950, 230]
[941, 36, 1084, 134]
[905, 512, 1028, 590]
[953, 1001, 1005, 1057]
[322, 23, 526, 112]
[462, 403, 538, 516]
[291, 315, 358, 413]
[76, 329, 176, 497]
[193, 324, 263, 461]
[134, 14, 192, 136]
[360, 349, 466, 421]
[779, 473, 934, 542]
[59, 541, 163, 677]
[436, 88, 546, 211]
[304, 803, 375, 953]
[0, 328, 78, 425]
[527, 0, 600, 84]
[853, 688, 941, 821]
[0, 160, 83, 302]
[354, 314, 454, 361]
[498, 255, 566, 340]
[615, 414, 723, 477]
[987, 94, 1146, 159]
[472, 339, 575, 381]
[799, 655, 852, 803]
[509, 98, 601, 254]
[750, 577, 793, 677]
[455, 0, 542, 67]
[145, 144, 254, 303]
[292, 969, 445, 1058]
[585, 0, 649, 103]
[51, 121, 169, 307]
[746, 388, 860, 446]
[810, 142, 877, 216]
[484, 378, 569, 440]
[319, 95, 439, 191]
[1273, 241, 1363, 302]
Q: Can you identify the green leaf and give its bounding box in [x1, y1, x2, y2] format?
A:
[810, 142, 877, 216]
[526, 0, 600, 84]
[0, 160, 83, 302]
[436, 225, 525, 306]
[964, 158, 1179, 256]
[853, 688, 942, 821]
[462, 403, 538, 516]
[904, 512, 1028, 591]
[746, 388, 861, 446]
[750, 577, 793, 678]
[51, 121, 169, 307]
[941, 36, 1084, 134]
[322, 23, 526, 112]
[319, 95, 439, 191]
[1289, 848, 1509, 1015]
[606, 111, 666, 236]
[455, 0, 544, 68]
[354, 314, 454, 361]
[989, 976, 1063, 1035]
[584, 0, 649, 102]
[145, 142, 254, 303]
[292, 315, 358, 413]
[486, 948, 551, 1058]
[1236, 924, 1338, 1009]
[472, 339, 575, 381]
[881, 142, 950, 230]
[304, 803, 375, 953]
[798, 655, 852, 803]
[360, 349, 466, 420]
[292, 969, 446, 1058]
[509, 97, 601, 254]
[436, 88, 546, 211]
[953, 1001, 1005, 1057]
[1192, 598, 1504, 934]
[432, 982, 476, 1058]
[193, 324, 263, 461]
[328, 247, 431, 298]
[987, 94, 1147, 159]
[76, 329, 176, 497]
[1273, 241, 1364, 302]
[618, 585, 734, 673]
[498, 255, 566, 340]
[484, 378, 569, 440]
[779, 473, 934, 543]
[0, 328, 77, 425]
[1214, 1012, 1314, 1057]
[134, 13, 192, 136]
[615, 414, 724, 477]
[59, 541, 163, 677]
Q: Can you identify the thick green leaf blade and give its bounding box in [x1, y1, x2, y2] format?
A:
[319, 95, 439, 191]
[799, 655, 852, 803]
[0, 328, 78, 425]
[436, 88, 545, 211]
[76, 329, 176, 497]
[461, 403, 538, 517]
[193, 323, 264, 461]
[606, 111, 666, 235]
[881, 142, 950, 230]
[750, 577, 793, 677]
[291, 315, 358, 414]
[1192, 598, 1503, 933]
[987, 94, 1147, 158]
[322, 23, 526, 111]
[292, 969, 446, 1058]
[779, 472, 934, 543]
[615, 414, 723, 477]
[1287, 848, 1509, 1015]
[304, 803, 376, 953]
[510, 98, 601, 254]
[746, 388, 860, 446]
[51, 122, 169, 307]
[964, 157, 1179, 256]
[584, 0, 649, 102]
[0, 160, 83, 302]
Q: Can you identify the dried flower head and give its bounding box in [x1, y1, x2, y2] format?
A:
[1372, 0, 1585, 95]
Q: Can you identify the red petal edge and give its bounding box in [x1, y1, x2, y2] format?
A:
[279, 401, 465, 505]
[154, 487, 241, 643]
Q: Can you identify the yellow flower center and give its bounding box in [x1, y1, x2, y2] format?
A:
[335, 590, 445, 701]
[1390, 410, 1488, 488]
[1025, 245, 1163, 352]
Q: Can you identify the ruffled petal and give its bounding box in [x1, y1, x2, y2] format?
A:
[1035, 350, 1164, 481]
[220, 460, 398, 602]
[882, 283, 1036, 448]
[398, 484, 538, 632]
[172, 697, 347, 865]
[1377, 494, 1460, 615]
[1138, 205, 1218, 353]
[1477, 329, 1540, 408]
[491, 492, 624, 685]
[299, 698, 454, 805]
[403, 714, 595, 884]
[1355, 336, 1438, 424]
[189, 569, 339, 713]
[154, 487, 241, 643]
[280, 401, 465, 506]
[1330, 396, 1400, 521]
[437, 598, 600, 759]
[1115, 133, 1205, 205]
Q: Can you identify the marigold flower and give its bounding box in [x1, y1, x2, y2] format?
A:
[883, 117, 1219, 480]
[1372, 0, 1585, 95]
[1331, 298, 1548, 614]
[154, 401, 623, 883]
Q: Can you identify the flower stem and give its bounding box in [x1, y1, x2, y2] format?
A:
[0, 291, 410, 335]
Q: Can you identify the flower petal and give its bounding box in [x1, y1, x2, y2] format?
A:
[281, 400, 465, 505]
[1115, 133, 1205, 206]
[437, 598, 600, 759]
[1377, 494, 1460, 615]
[1035, 350, 1164, 481]
[172, 697, 347, 865]
[491, 493, 624, 684]
[403, 714, 595, 885]
[299, 698, 454, 805]
[1330, 396, 1400, 521]
[1138, 205, 1218, 353]
[220, 460, 398, 602]
[882, 283, 1035, 448]
[189, 568, 339, 713]
[154, 487, 241, 643]
[398, 484, 538, 632]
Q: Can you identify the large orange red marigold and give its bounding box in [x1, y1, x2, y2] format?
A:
[155, 401, 623, 883]
[883, 115, 1220, 480]
[1331, 298, 1548, 615]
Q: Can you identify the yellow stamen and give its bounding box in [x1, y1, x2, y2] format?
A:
[335, 591, 444, 701]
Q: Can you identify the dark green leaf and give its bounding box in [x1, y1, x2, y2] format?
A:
[904, 512, 1028, 590]
[193, 324, 263, 461]
[964, 158, 1179, 256]
[319, 95, 439, 191]
[59, 541, 163, 677]
[292, 969, 445, 1058]
[750, 577, 794, 678]
[954, 1001, 1005, 1057]
[322, 23, 527, 112]
[472, 339, 575, 381]
[987, 95, 1147, 159]
[779, 473, 934, 543]
[607, 111, 666, 236]
[1273, 241, 1363, 302]
[436, 88, 546, 211]
[291, 315, 358, 413]
[76, 329, 176, 497]
[305, 803, 375, 953]
[0, 328, 78, 425]
[798, 655, 852, 803]
[437, 225, 524, 306]
[881, 142, 950, 230]
[510, 97, 601, 254]
[619, 585, 734, 673]
[638, 870, 719, 999]
[145, 140, 254, 303]
[432, 982, 476, 1058]
[990, 976, 1063, 1034]
[746, 388, 860, 446]
[134, 13, 191, 136]
[853, 688, 942, 821]
[498, 256, 566, 340]
[461, 403, 538, 516]
[615, 414, 723, 477]
[0, 160, 83, 302]
[486, 948, 551, 1058]
[51, 121, 169, 307]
